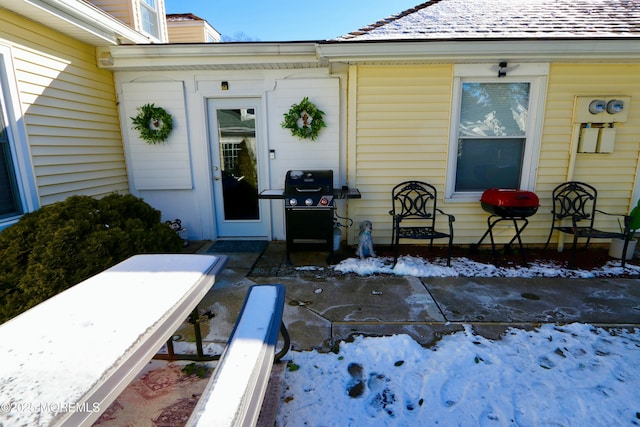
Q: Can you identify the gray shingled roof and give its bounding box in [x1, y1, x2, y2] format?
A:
[166, 13, 206, 22]
[335, 0, 640, 41]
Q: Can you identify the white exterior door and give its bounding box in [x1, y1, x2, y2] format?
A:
[207, 98, 269, 238]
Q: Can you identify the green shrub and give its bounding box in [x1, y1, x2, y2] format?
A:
[0, 194, 183, 323]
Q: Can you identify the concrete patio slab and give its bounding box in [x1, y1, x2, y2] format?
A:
[250, 274, 445, 351]
[181, 241, 640, 353]
[424, 276, 640, 325]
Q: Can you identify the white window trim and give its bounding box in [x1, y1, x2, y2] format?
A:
[0, 45, 39, 230]
[445, 63, 549, 202]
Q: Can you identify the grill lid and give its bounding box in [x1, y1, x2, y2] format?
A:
[284, 170, 334, 207]
[285, 170, 333, 194]
[480, 188, 539, 208]
[480, 188, 539, 218]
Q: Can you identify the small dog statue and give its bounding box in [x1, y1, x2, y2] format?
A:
[166, 219, 182, 231]
[356, 220, 376, 258]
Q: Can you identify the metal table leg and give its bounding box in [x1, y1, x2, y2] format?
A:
[475, 215, 530, 266]
[154, 305, 219, 362]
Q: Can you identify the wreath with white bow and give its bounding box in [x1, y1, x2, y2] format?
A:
[131, 103, 173, 144]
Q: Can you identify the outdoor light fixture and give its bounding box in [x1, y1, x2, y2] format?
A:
[588, 99, 606, 114]
[606, 99, 624, 114]
[498, 61, 508, 77]
[99, 52, 114, 66]
[221, 81, 229, 90]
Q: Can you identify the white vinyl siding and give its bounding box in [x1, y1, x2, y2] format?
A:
[0, 9, 129, 210]
[120, 81, 192, 190]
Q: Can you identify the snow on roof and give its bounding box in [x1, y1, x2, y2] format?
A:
[335, 0, 640, 41]
[166, 13, 206, 22]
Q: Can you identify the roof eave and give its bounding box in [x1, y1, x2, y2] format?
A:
[98, 42, 322, 71]
[317, 38, 640, 63]
[0, 0, 151, 46]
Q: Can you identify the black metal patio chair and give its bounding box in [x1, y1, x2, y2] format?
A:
[389, 180, 455, 267]
[543, 181, 632, 268]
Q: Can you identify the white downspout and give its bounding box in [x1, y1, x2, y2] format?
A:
[559, 123, 583, 251]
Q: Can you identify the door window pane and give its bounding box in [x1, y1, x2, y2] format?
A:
[456, 82, 530, 191]
[217, 109, 259, 220]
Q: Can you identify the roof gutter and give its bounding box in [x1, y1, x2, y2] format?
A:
[317, 38, 640, 63]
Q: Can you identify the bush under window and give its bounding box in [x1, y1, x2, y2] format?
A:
[0, 194, 183, 324]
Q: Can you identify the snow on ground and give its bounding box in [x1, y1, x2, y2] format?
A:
[273, 256, 640, 426]
[276, 324, 640, 426]
[332, 255, 640, 278]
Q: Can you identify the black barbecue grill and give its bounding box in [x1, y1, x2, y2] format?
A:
[475, 188, 540, 266]
[258, 169, 361, 265]
[284, 170, 335, 263]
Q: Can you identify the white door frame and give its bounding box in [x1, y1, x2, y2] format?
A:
[207, 97, 271, 238]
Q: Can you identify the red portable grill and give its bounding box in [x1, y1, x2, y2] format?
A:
[480, 188, 539, 218]
[476, 188, 540, 266]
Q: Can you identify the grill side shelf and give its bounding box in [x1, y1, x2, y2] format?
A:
[334, 188, 361, 199]
[259, 188, 362, 200]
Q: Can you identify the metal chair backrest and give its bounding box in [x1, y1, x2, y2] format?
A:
[551, 181, 597, 226]
[391, 181, 438, 224]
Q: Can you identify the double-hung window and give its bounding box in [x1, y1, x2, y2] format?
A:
[140, 0, 160, 39]
[446, 64, 548, 200]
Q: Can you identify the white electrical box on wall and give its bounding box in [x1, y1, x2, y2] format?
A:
[578, 127, 599, 153]
[597, 127, 616, 153]
[573, 96, 631, 123]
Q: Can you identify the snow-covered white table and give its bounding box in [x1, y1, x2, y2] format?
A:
[0, 253, 227, 427]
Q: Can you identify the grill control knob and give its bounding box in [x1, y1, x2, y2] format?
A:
[305, 198, 314, 206]
[320, 197, 329, 206]
[289, 198, 297, 206]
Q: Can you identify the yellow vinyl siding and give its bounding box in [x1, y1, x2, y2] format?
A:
[86, 0, 135, 27]
[167, 24, 208, 43]
[0, 9, 129, 206]
[351, 65, 456, 243]
[350, 63, 640, 246]
[535, 63, 640, 240]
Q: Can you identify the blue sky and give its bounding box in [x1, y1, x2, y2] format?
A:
[164, 0, 421, 41]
